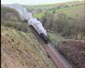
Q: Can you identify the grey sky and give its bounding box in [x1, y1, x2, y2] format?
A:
[1, 0, 82, 5]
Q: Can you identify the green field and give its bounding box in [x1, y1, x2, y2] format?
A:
[33, 4, 85, 18]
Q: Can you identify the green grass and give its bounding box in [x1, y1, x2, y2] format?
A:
[33, 12, 45, 18]
[1, 25, 56, 68]
[33, 4, 85, 18]
[58, 5, 85, 17]
[48, 32, 64, 42]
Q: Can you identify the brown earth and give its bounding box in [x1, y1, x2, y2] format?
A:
[56, 40, 85, 68]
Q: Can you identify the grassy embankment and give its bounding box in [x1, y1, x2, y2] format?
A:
[1, 6, 56, 68]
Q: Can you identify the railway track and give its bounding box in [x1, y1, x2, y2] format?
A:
[30, 26, 73, 68]
[43, 44, 73, 68]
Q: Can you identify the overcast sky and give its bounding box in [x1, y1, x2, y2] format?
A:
[1, 0, 82, 5]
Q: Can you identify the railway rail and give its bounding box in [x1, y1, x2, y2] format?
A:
[30, 26, 73, 68]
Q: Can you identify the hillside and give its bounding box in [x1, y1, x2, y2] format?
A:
[55, 4, 85, 19]
[29, 1, 84, 18]
[56, 40, 85, 68]
[1, 7, 56, 68]
[1, 3, 85, 68]
[33, 4, 84, 19]
[25, 1, 84, 10]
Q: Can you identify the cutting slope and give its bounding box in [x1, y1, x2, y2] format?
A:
[1, 6, 56, 68]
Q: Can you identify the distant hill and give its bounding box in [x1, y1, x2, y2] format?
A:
[25, 1, 84, 10]
[31, 1, 84, 18]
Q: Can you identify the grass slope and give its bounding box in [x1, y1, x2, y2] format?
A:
[33, 4, 85, 18]
[56, 5, 85, 18]
[1, 7, 56, 68]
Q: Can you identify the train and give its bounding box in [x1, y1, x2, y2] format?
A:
[4, 4, 50, 44]
[28, 18, 50, 44]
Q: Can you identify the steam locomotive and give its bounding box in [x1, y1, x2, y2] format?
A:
[28, 18, 50, 44]
[5, 4, 50, 44]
